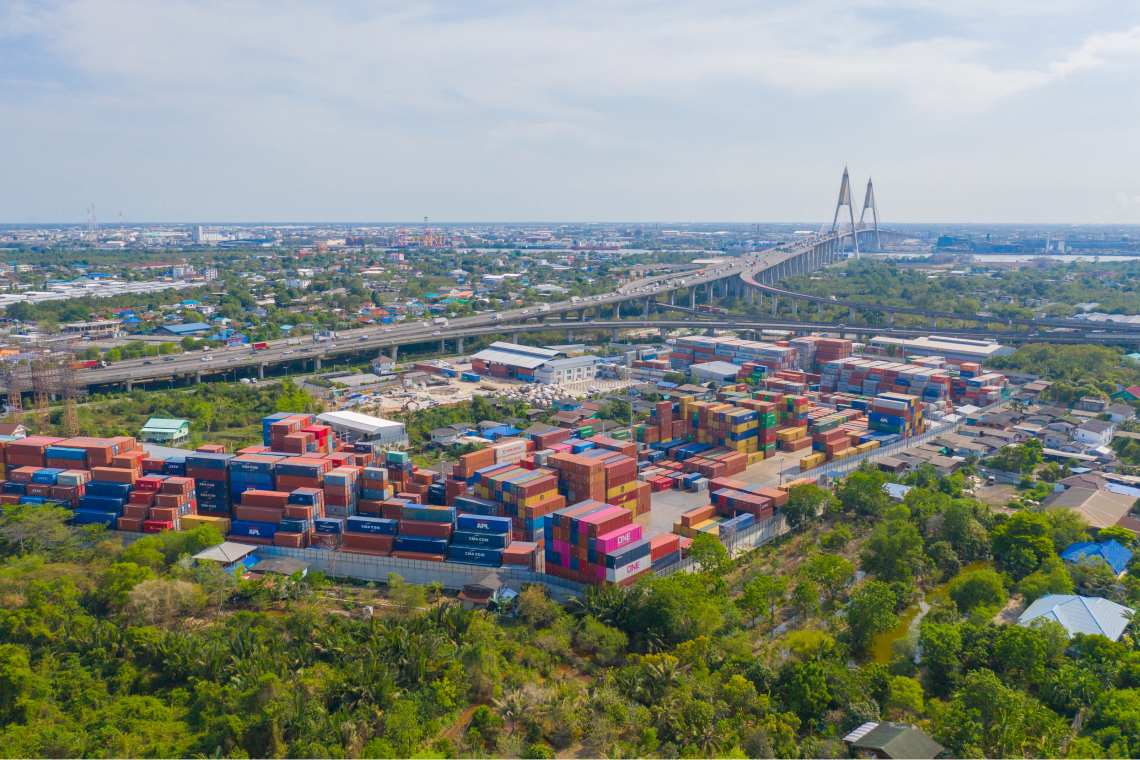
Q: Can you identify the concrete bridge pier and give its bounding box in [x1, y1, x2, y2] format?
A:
[930, 315, 937, 329]
[389, 345, 398, 361]
[126, 380, 132, 392]
[439, 339, 446, 353]
[817, 302, 822, 321]
[457, 337, 463, 354]
[706, 325, 716, 336]
[612, 328, 621, 342]
[567, 329, 574, 342]
[511, 332, 520, 344]
[887, 313, 893, 327]
[771, 295, 778, 316]
[258, 363, 266, 379]
[578, 310, 585, 322]
[792, 299, 797, 317]
[849, 307, 855, 323]
[690, 289, 696, 309]
[644, 297, 650, 316]
[670, 291, 676, 306]
[314, 358, 321, 371]
[196, 372, 202, 384]
[757, 292, 762, 311]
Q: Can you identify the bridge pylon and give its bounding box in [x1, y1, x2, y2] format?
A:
[830, 166, 860, 259]
[860, 177, 881, 253]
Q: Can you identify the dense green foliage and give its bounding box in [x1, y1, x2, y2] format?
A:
[4, 453, 1140, 758]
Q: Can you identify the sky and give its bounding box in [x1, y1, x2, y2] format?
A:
[2, 0, 1140, 224]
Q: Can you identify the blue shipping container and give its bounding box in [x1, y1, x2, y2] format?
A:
[456, 513, 512, 533]
[231, 520, 278, 538]
[448, 545, 502, 565]
[314, 518, 346, 534]
[452, 530, 511, 549]
[346, 516, 399, 535]
[393, 536, 448, 554]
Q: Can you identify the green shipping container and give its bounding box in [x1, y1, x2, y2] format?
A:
[611, 430, 630, 440]
[579, 426, 594, 437]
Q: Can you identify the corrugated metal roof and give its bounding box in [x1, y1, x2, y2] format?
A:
[1019, 594, 1135, 641]
[471, 348, 550, 370]
[1060, 540, 1133, 575]
[842, 722, 879, 743]
[193, 541, 259, 563]
[490, 341, 559, 358]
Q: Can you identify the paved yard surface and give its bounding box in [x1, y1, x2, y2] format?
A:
[635, 450, 806, 535]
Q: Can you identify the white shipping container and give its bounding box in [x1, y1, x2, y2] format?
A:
[607, 555, 649, 583]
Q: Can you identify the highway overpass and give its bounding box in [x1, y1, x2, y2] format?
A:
[26, 226, 1138, 392]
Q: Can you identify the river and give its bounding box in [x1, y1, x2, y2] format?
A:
[864, 561, 992, 665]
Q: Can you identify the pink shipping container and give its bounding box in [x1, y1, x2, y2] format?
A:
[596, 523, 643, 554]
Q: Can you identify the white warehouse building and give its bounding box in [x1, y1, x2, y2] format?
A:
[865, 335, 1016, 365]
[316, 410, 408, 447]
[533, 355, 601, 385]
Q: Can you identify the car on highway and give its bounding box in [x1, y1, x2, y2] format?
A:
[328, 344, 336, 349]
[283, 349, 294, 355]
[228, 357, 237, 362]
[301, 348, 310, 352]
[432, 331, 441, 336]
[384, 328, 391, 332]
[201, 356, 212, 362]
[163, 357, 175, 362]
[359, 335, 368, 341]
[143, 361, 152, 365]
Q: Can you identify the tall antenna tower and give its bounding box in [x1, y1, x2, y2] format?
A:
[859, 177, 881, 253]
[119, 211, 124, 230]
[423, 217, 432, 248]
[87, 203, 97, 236]
[830, 167, 860, 259]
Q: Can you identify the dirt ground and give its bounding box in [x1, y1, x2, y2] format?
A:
[974, 482, 1018, 508]
[994, 595, 1028, 625]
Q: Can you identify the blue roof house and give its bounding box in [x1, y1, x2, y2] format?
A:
[1060, 540, 1133, 575]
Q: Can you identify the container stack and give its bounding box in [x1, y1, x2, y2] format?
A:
[449, 513, 512, 567]
[869, 392, 923, 438]
[548, 453, 606, 504]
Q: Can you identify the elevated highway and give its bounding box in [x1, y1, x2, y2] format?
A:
[31, 223, 1136, 392]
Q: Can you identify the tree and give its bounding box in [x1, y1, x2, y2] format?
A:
[790, 580, 820, 620]
[1096, 525, 1137, 548]
[838, 465, 891, 518]
[688, 532, 730, 577]
[939, 499, 991, 562]
[991, 511, 1055, 579]
[94, 562, 156, 611]
[925, 540, 961, 582]
[738, 574, 788, 626]
[517, 585, 561, 628]
[860, 505, 928, 583]
[919, 621, 962, 696]
[802, 553, 855, 603]
[846, 581, 899, 652]
[781, 483, 830, 529]
[886, 675, 925, 718]
[1017, 555, 1074, 602]
[947, 569, 1008, 614]
[776, 659, 830, 723]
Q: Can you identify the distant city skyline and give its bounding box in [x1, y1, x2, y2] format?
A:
[2, 1, 1138, 224]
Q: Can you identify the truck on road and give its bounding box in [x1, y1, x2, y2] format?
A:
[433, 317, 449, 327]
[253, 342, 269, 350]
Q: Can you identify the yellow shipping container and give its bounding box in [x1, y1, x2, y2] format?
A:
[523, 490, 560, 507]
[829, 448, 849, 461]
[747, 452, 764, 465]
[692, 517, 726, 534]
[800, 453, 826, 471]
[606, 481, 638, 499]
[182, 515, 232, 534]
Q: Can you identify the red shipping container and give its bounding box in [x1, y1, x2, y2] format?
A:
[234, 505, 284, 523]
[129, 491, 156, 506]
[399, 519, 453, 539]
[143, 520, 176, 533]
[117, 517, 145, 532]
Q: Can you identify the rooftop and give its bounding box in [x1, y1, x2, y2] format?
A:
[1019, 594, 1135, 641]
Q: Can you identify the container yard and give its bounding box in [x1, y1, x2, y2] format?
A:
[0, 344, 1009, 590]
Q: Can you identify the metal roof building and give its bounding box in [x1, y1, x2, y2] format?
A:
[471, 341, 562, 370]
[1060, 539, 1133, 575]
[1019, 594, 1135, 641]
[842, 722, 945, 760]
[316, 410, 407, 447]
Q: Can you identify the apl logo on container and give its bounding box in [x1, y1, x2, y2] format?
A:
[248, 527, 262, 536]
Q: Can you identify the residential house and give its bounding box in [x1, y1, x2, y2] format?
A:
[429, 428, 461, 447]
[371, 355, 397, 374]
[1113, 385, 1140, 402]
[1055, 473, 1109, 491]
[1041, 487, 1136, 532]
[1107, 403, 1137, 424]
[1080, 397, 1109, 413]
[1074, 419, 1114, 448]
[1060, 540, 1133, 575]
[0, 422, 29, 438]
[1019, 594, 1135, 641]
[842, 722, 945, 760]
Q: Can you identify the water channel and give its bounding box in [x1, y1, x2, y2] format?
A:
[864, 561, 992, 665]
